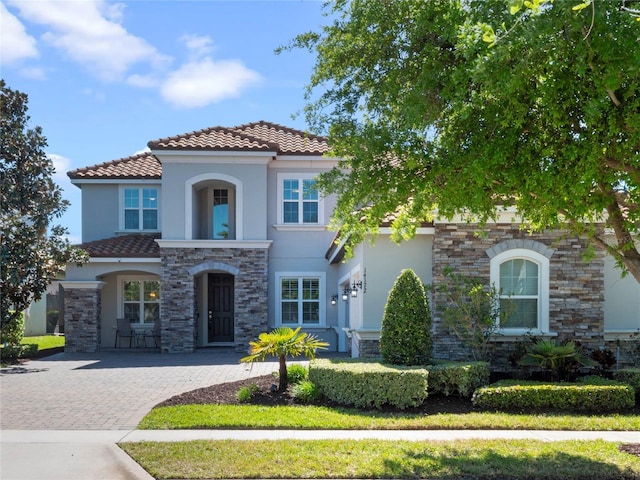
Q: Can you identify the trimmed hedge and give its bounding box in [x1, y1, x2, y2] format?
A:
[427, 361, 490, 397]
[613, 368, 640, 401]
[472, 379, 635, 412]
[309, 359, 429, 409]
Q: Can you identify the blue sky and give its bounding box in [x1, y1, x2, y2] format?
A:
[1, 0, 327, 243]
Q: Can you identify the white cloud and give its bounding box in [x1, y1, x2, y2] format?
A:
[0, 2, 38, 65]
[19, 67, 46, 80]
[48, 153, 72, 185]
[133, 146, 151, 156]
[126, 73, 159, 89]
[6, 0, 170, 81]
[181, 34, 214, 60]
[161, 58, 262, 108]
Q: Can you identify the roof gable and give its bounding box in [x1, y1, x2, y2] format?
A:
[68, 121, 329, 180]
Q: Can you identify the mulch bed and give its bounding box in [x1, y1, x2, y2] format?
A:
[155, 374, 639, 459]
[155, 374, 473, 413]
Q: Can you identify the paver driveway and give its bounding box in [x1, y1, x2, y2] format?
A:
[0, 349, 281, 430]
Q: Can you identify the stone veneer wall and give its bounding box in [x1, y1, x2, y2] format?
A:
[64, 287, 102, 353]
[432, 224, 605, 367]
[160, 247, 269, 353]
[358, 339, 381, 358]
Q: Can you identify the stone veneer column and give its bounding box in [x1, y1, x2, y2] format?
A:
[60, 281, 105, 353]
[160, 246, 269, 353]
[432, 224, 605, 364]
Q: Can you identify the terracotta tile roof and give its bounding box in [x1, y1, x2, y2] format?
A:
[68, 121, 329, 180]
[148, 121, 329, 155]
[78, 234, 160, 258]
[68, 152, 161, 180]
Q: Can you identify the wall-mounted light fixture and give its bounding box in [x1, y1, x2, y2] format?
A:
[330, 294, 338, 305]
[342, 289, 350, 301]
[350, 280, 363, 298]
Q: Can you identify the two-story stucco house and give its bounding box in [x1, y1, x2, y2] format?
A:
[62, 121, 639, 364]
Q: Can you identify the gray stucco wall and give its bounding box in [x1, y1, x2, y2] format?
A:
[80, 184, 121, 242]
[361, 234, 433, 330]
[159, 159, 268, 240]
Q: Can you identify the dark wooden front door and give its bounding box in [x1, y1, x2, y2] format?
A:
[208, 273, 234, 343]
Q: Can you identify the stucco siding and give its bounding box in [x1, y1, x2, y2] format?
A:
[159, 159, 268, 240]
[604, 255, 640, 333]
[81, 184, 120, 242]
[361, 235, 433, 331]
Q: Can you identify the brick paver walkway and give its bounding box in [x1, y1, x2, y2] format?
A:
[0, 349, 282, 430]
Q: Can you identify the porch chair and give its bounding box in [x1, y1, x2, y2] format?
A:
[143, 319, 161, 348]
[114, 318, 135, 348]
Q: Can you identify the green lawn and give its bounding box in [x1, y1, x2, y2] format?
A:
[21, 335, 65, 350]
[139, 403, 640, 431]
[120, 439, 640, 479]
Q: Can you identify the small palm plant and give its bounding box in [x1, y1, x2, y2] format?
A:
[241, 327, 328, 391]
[520, 339, 596, 381]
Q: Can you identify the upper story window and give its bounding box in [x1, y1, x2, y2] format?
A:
[194, 182, 236, 240]
[283, 178, 318, 223]
[277, 174, 324, 226]
[276, 272, 325, 326]
[490, 248, 550, 334]
[123, 187, 158, 230]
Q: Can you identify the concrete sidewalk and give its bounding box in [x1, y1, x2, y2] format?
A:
[2, 429, 639, 480]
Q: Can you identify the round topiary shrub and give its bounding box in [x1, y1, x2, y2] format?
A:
[380, 269, 432, 365]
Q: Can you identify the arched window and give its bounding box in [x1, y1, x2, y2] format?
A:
[490, 248, 550, 334]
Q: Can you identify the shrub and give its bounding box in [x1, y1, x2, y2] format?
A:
[519, 339, 596, 381]
[292, 380, 321, 403]
[309, 359, 429, 409]
[427, 361, 490, 397]
[285, 363, 309, 384]
[1, 313, 24, 346]
[613, 368, 640, 402]
[431, 268, 506, 361]
[235, 383, 259, 403]
[472, 379, 635, 412]
[380, 269, 432, 365]
[589, 348, 616, 375]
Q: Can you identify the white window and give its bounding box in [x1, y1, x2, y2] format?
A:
[276, 272, 325, 326]
[120, 277, 160, 326]
[123, 187, 159, 231]
[490, 249, 550, 334]
[277, 174, 324, 226]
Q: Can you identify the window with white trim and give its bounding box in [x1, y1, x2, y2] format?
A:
[121, 278, 160, 325]
[490, 249, 550, 333]
[123, 187, 158, 230]
[276, 273, 325, 326]
[277, 174, 323, 225]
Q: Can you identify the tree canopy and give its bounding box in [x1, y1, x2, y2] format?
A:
[285, 0, 640, 281]
[0, 80, 86, 331]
